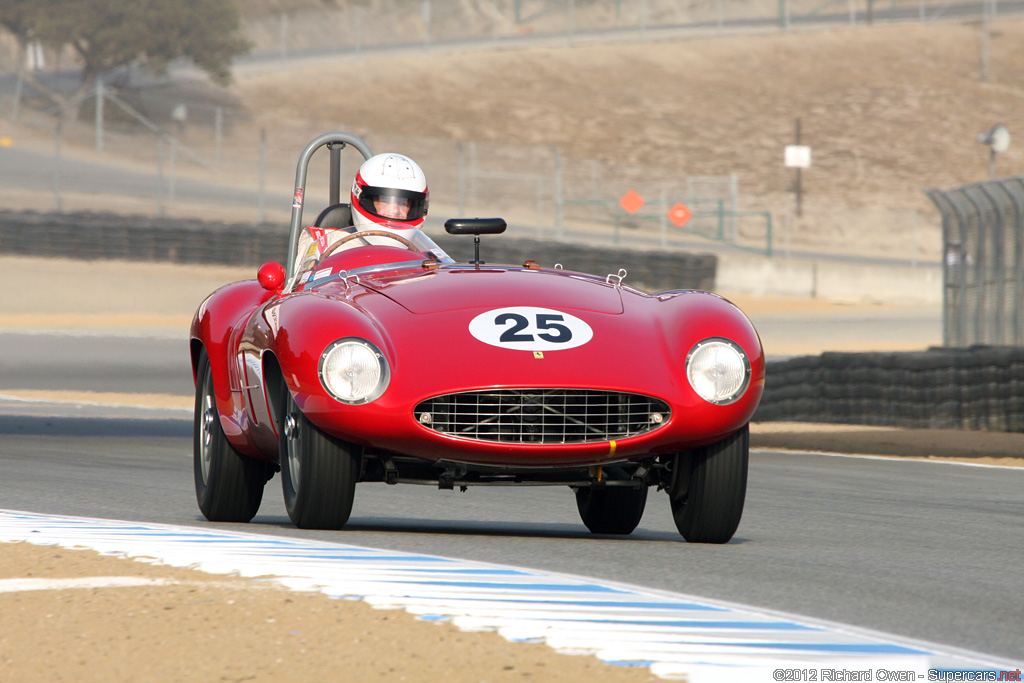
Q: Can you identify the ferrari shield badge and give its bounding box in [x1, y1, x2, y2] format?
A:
[469, 307, 593, 351]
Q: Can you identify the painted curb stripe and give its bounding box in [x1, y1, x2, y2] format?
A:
[0, 510, 1018, 682]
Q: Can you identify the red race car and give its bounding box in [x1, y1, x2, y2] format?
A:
[191, 132, 764, 543]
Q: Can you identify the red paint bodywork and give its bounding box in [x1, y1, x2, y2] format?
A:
[190, 248, 764, 469]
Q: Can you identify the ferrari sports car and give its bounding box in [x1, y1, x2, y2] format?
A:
[191, 132, 764, 543]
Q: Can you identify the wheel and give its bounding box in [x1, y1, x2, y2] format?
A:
[575, 469, 648, 535]
[670, 424, 749, 543]
[279, 388, 360, 529]
[194, 349, 270, 522]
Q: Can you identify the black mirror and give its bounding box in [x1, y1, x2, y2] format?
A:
[444, 218, 507, 235]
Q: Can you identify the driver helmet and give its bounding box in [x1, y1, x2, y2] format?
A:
[351, 153, 429, 231]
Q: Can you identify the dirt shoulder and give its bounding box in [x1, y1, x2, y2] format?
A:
[750, 422, 1024, 467]
[0, 541, 658, 683]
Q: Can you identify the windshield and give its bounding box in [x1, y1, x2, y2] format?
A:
[329, 227, 454, 264]
[288, 225, 454, 291]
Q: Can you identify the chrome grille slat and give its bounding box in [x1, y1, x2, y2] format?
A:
[415, 389, 670, 445]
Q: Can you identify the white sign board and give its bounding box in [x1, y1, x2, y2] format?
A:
[784, 145, 812, 169]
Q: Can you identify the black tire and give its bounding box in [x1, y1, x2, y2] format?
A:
[279, 389, 360, 530]
[575, 472, 648, 535]
[194, 349, 269, 523]
[670, 424, 749, 543]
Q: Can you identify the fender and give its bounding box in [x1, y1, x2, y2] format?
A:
[221, 286, 400, 457]
[191, 278, 281, 458]
[639, 289, 766, 442]
[264, 288, 395, 404]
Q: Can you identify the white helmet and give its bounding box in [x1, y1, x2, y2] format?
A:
[351, 153, 429, 231]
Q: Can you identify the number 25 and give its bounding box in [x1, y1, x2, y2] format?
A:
[496, 313, 573, 343]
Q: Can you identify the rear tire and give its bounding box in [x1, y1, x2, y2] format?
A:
[575, 470, 648, 535]
[670, 424, 749, 543]
[279, 389, 360, 530]
[194, 349, 269, 523]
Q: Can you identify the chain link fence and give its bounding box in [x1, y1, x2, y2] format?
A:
[242, 0, 1019, 56]
[1, 89, 768, 254]
[926, 177, 1024, 347]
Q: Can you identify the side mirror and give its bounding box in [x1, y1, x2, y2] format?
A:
[444, 217, 507, 235]
[257, 261, 286, 291]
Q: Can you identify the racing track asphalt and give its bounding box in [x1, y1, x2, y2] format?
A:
[0, 410, 1021, 663]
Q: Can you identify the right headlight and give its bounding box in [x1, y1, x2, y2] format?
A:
[685, 338, 751, 405]
[319, 338, 390, 404]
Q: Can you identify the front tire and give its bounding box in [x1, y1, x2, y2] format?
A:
[194, 349, 269, 523]
[670, 424, 749, 543]
[279, 389, 360, 529]
[575, 469, 648, 535]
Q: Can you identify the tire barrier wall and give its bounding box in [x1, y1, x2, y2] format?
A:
[0, 210, 716, 292]
[757, 346, 1024, 432]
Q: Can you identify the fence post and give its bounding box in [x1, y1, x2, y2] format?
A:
[54, 117, 63, 213]
[214, 107, 223, 169]
[962, 190, 988, 344]
[536, 177, 544, 239]
[422, 0, 431, 44]
[156, 137, 165, 218]
[469, 141, 477, 206]
[11, 57, 24, 123]
[717, 199, 724, 240]
[947, 194, 971, 347]
[553, 147, 564, 239]
[280, 12, 289, 59]
[1003, 179, 1024, 344]
[168, 140, 178, 204]
[456, 141, 466, 217]
[979, 184, 1007, 343]
[911, 209, 918, 269]
[659, 188, 667, 247]
[729, 173, 739, 240]
[258, 129, 267, 224]
[94, 78, 104, 152]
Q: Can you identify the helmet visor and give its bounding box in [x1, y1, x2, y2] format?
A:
[357, 186, 428, 223]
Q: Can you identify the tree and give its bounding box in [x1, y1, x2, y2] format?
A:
[0, 0, 251, 114]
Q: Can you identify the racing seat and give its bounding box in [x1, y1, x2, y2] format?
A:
[313, 203, 355, 230]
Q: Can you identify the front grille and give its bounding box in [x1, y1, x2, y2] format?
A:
[415, 389, 670, 444]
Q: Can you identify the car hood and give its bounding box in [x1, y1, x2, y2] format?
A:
[358, 266, 624, 315]
[280, 263, 763, 432]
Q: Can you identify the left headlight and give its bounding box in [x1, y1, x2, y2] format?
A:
[685, 338, 751, 405]
[319, 338, 390, 404]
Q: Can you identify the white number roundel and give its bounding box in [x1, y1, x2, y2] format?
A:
[469, 307, 593, 351]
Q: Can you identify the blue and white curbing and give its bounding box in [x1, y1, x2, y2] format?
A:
[0, 509, 1018, 681]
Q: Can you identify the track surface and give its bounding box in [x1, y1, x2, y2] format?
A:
[1, 407, 1021, 662]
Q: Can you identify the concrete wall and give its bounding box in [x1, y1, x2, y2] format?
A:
[717, 252, 942, 305]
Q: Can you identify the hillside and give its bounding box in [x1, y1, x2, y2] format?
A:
[229, 18, 1024, 261]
